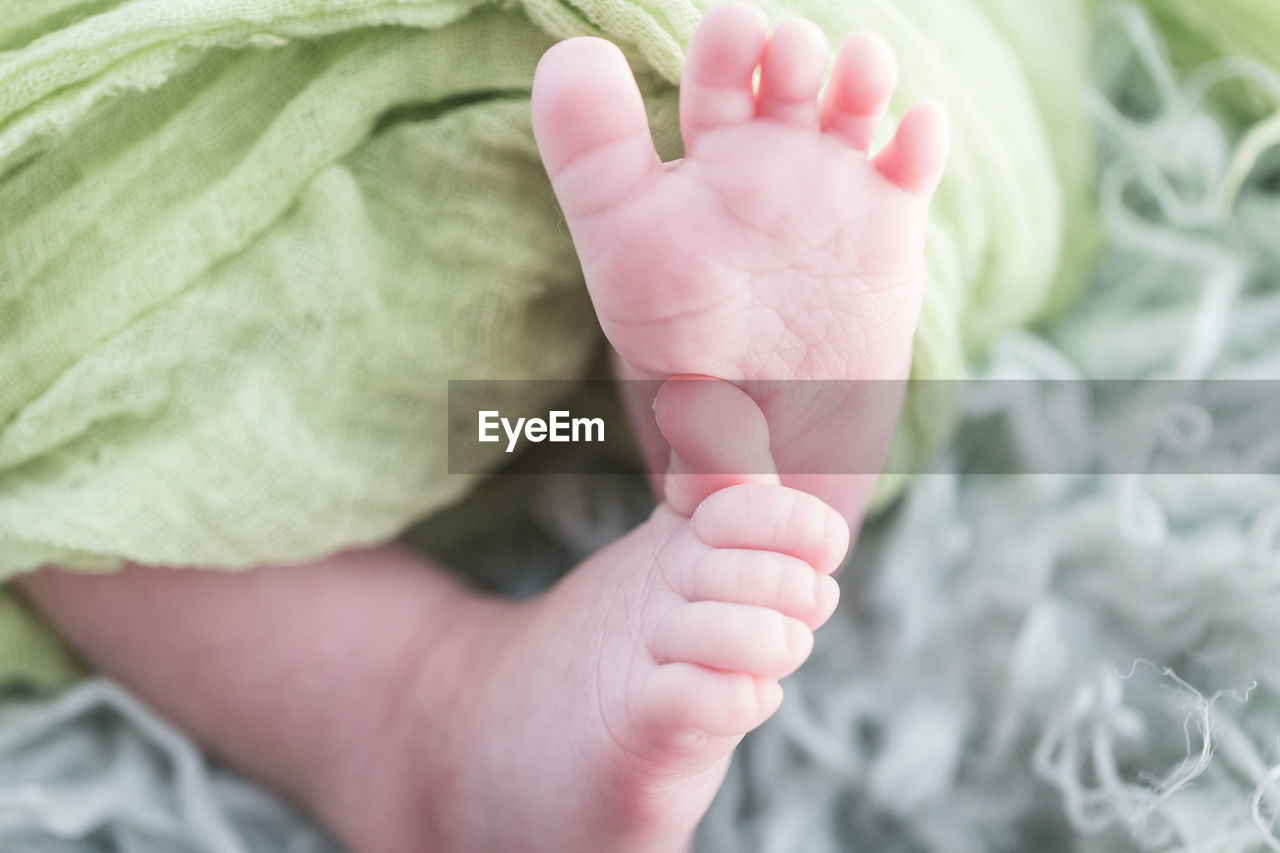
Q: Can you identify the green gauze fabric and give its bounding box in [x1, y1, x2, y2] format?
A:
[0, 0, 1092, 687]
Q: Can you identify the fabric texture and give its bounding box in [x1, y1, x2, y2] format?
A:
[0, 0, 1091, 686]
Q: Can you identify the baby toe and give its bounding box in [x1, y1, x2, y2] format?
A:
[691, 483, 850, 575]
[531, 37, 661, 219]
[680, 2, 770, 149]
[820, 30, 898, 151]
[650, 600, 813, 679]
[755, 16, 829, 127]
[654, 377, 778, 517]
[637, 663, 782, 741]
[683, 548, 839, 630]
[873, 98, 952, 198]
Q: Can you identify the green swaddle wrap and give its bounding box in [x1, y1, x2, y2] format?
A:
[0, 0, 1093, 686]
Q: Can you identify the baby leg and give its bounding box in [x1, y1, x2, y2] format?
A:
[16, 544, 495, 852]
[18, 380, 846, 853]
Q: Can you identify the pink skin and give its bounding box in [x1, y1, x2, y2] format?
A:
[21, 384, 847, 853]
[534, 13, 947, 382]
[533, 4, 949, 522]
[16, 7, 949, 852]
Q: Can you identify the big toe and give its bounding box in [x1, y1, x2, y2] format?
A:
[531, 37, 661, 219]
[654, 377, 779, 516]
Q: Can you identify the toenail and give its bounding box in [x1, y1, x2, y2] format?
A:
[757, 679, 783, 711]
[815, 573, 839, 615]
[823, 511, 851, 567]
[812, 573, 828, 606]
[784, 618, 812, 657]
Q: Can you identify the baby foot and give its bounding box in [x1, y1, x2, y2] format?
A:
[531, 2, 950, 383]
[389, 382, 848, 852]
